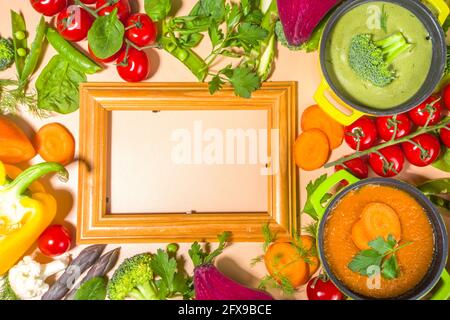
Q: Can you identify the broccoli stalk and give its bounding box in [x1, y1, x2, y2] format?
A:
[348, 32, 412, 87]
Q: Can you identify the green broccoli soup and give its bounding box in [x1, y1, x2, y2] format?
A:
[325, 1, 432, 109]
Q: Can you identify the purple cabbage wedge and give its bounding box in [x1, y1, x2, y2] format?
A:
[189, 232, 273, 300]
[277, 0, 341, 46]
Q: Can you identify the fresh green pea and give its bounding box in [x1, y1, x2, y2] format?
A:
[11, 10, 28, 78]
[178, 49, 189, 62]
[165, 41, 177, 53]
[16, 48, 27, 57]
[14, 31, 26, 40]
[20, 16, 46, 83]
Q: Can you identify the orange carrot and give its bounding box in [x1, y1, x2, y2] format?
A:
[0, 116, 36, 164]
[351, 220, 371, 250]
[294, 129, 330, 171]
[301, 105, 344, 149]
[299, 235, 320, 275]
[34, 123, 75, 165]
[264, 242, 310, 287]
[361, 202, 402, 242]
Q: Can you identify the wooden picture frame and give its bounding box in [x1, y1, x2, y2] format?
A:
[77, 82, 298, 243]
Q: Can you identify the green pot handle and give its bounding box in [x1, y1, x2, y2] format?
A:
[430, 269, 450, 300]
[310, 170, 360, 220]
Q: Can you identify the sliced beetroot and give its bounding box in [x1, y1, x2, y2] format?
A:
[277, 0, 341, 46]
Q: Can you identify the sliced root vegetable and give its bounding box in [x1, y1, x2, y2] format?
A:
[34, 123, 75, 166]
[351, 220, 371, 250]
[264, 242, 310, 287]
[361, 202, 402, 242]
[294, 129, 330, 171]
[0, 116, 36, 164]
[301, 105, 344, 149]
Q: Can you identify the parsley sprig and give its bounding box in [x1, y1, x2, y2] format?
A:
[348, 235, 413, 280]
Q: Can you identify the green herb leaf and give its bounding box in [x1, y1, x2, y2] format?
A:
[302, 174, 332, 220]
[368, 236, 395, 255]
[145, 0, 171, 21]
[262, 223, 276, 251]
[74, 277, 107, 300]
[188, 232, 231, 267]
[208, 25, 224, 47]
[237, 23, 268, 46]
[150, 249, 177, 297]
[208, 74, 224, 95]
[381, 254, 399, 279]
[348, 249, 383, 276]
[190, 0, 225, 22]
[226, 3, 242, 31]
[229, 67, 260, 98]
[87, 9, 124, 59]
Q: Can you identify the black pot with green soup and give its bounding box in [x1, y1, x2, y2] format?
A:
[315, 0, 448, 126]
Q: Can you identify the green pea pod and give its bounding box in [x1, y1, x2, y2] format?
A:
[46, 27, 102, 74]
[11, 10, 28, 78]
[417, 178, 450, 195]
[20, 16, 46, 84]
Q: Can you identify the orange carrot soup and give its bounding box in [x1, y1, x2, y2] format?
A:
[323, 184, 434, 298]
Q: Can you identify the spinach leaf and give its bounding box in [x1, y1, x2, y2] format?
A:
[74, 277, 107, 300]
[145, 0, 171, 22]
[36, 55, 86, 114]
[433, 147, 450, 172]
[87, 9, 124, 59]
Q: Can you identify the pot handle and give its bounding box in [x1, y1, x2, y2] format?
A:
[426, 0, 449, 25]
[310, 170, 360, 220]
[314, 79, 365, 126]
[430, 269, 450, 300]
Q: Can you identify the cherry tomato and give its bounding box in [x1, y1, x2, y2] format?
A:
[116, 47, 149, 82]
[79, 0, 98, 4]
[402, 133, 441, 167]
[440, 124, 450, 148]
[408, 95, 443, 127]
[376, 114, 412, 141]
[442, 84, 450, 110]
[89, 44, 124, 63]
[96, 0, 131, 23]
[344, 116, 378, 151]
[307, 277, 344, 300]
[125, 13, 158, 47]
[38, 225, 72, 257]
[56, 5, 94, 42]
[369, 145, 405, 177]
[335, 157, 368, 186]
[30, 0, 68, 16]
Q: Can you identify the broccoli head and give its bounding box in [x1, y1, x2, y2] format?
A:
[348, 32, 412, 87]
[0, 38, 14, 71]
[107, 253, 157, 300]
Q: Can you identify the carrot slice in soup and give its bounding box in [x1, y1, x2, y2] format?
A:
[351, 220, 372, 250]
[294, 129, 330, 171]
[361, 202, 402, 242]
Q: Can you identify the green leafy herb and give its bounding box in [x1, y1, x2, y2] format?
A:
[303, 221, 318, 237]
[302, 174, 332, 220]
[418, 178, 450, 212]
[442, 16, 450, 34]
[228, 66, 261, 98]
[188, 231, 231, 267]
[87, 9, 124, 59]
[36, 55, 86, 114]
[145, 0, 172, 22]
[348, 235, 413, 279]
[262, 223, 277, 252]
[74, 277, 107, 300]
[380, 5, 388, 33]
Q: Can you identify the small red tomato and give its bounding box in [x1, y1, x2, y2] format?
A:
[440, 124, 450, 148]
[402, 133, 441, 167]
[30, 0, 68, 16]
[96, 0, 131, 23]
[369, 145, 405, 177]
[79, 0, 97, 4]
[89, 44, 124, 63]
[56, 5, 94, 42]
[335, 157, 369, 186]
[125, 13, 158, 47]
[376, 114, 412, 141]
[116, 47, 149, 82]
[38, 225, 72, 257]
[442, 84, 450, 110]
[408, 95, 443, 127]
[344, 116, 378, 151]
[307, 277, 344, 300]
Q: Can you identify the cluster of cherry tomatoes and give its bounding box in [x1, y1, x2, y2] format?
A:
[336, 85, 450, 178]
[30, 0, 157, 82]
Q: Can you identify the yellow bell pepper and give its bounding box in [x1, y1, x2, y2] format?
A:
[0, 161, 68, 275]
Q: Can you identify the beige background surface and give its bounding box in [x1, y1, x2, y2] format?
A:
[1, 0, 449, 300]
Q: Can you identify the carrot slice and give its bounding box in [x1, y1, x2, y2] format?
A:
[264, 242, 310, 287]
[299, 235, 320, 275]
[351, 220, 372, 250]
[34, 123, 75, 165]
[0, 116, 36, 164]
[294, 129, 330, 171]
[301, 105, 344, 149]
[361, 202, 402, 242]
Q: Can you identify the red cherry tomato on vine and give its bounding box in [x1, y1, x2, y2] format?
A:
[369, 145, 405, 177]
[375, 113, 412, 141]
[335, 157, 369, 186]
[38, 225, 72, 257]
[89, 44, 124, 63]
[116, 47, 149, 82]
[440, 125, 450, 148]
[402, 133, 441, 167]
[407, 95, 443, 127]
[125, 13, 158, 47]
[307, 277, 344, 300]
[96, 0, 131, 23]
[79, 0, 98, 4]
[442, 84, 450, 110]
[56, 5, 94, 42]
[30, 0, 68, 16]
[344, 116, 378, 151]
